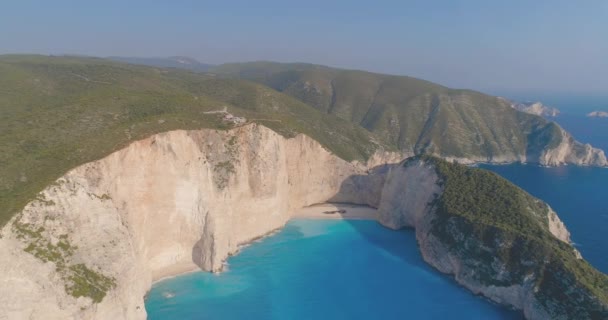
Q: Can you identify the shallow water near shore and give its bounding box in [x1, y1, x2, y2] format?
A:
[145, 219, 520, 319]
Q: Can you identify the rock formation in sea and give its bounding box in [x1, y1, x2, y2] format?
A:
[587, 111, 608, 118]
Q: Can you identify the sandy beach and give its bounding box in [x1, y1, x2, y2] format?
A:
[292, 203, 377, 220]
[152, 261, 201, 284]
[151, 203, 377, 284]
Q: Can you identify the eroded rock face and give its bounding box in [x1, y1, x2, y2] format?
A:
[510, 101, 560, 117]
[538, 127, 607, 166]
[0, 124, 605, 320]
[425, 128, 607, 167]
[376, 161, 441, 229]
[375, 158, 607, 320]
[0, 124, 395, 319]
[587, 111, 608, 118]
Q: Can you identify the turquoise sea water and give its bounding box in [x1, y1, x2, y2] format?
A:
[146, 220, 520, 319]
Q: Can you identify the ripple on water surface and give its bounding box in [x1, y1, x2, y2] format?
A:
[146, 219, 521, 319]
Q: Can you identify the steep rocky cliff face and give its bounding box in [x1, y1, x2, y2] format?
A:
[0, 124, 605, 320]
[434, 124, 607, 167]
[376, 158, 608, 319]
[0, 124, 396, 319]
[536, 127, 607, 166]
[508, 100, 560, 117]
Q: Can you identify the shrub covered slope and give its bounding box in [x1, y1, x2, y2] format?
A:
[412, 156, 608, 319]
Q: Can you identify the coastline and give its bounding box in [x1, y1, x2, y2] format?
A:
[151, 261, 201, 285]
[292, 203, 377, 220]
[150, 203, 377, 285]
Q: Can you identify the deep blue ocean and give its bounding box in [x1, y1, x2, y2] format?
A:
[480, 111, 608, 273]
[146, 111, 607, 319]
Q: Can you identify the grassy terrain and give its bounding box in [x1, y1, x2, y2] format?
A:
[211, 62, 563, 159]
[411, 155, 608, 318]
[0, 55, 387, 227]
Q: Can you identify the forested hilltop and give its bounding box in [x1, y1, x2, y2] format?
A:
[0, 55, 384, 226]
[211, 62, 606, 165]
[388, 156, 608, 319]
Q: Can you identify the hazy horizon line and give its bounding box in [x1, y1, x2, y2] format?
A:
[3, 51, 608, 100]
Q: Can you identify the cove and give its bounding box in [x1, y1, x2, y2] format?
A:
[145, 219, 520, 319]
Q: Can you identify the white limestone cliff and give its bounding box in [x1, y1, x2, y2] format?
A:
[538, 127, 607, 166]
[509, 101, 560, 117]
[427, 127, 607, 166]
[587, 111, 608, 118]
[0, 124, 396, 319]
[547, 207, 571, 244]
[0, 122, 600, 320]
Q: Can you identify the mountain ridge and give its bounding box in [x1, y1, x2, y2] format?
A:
[0, 54, 605, 230]
[106, 56, 214, 72]
[0, 54, 386, 227]
[211, 61, 606, 166]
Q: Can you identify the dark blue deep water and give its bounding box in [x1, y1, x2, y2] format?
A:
[480, 111, 608, 273]
[480, 112, 608, 273]
[146, 220, 520, 319]
[481, 165, 608, 274]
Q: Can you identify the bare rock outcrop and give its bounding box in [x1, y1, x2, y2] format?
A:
[0, 124, 604, 320]
[587, 111, 608, 118]
[0, 124, 395, 319]
[509, 101, 560, 117]
[537, 127, 607, 166]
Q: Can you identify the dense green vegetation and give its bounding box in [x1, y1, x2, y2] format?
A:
[65, 263, 116, 303]
[0, 55, 386, 227]
[410, 155, 608, 317]
[425, 155, 550, 235]
[212, 62, 563, 159]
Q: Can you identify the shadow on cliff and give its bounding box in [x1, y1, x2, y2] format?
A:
[319, 162, 433, 268]
[322, 165, 524, 319]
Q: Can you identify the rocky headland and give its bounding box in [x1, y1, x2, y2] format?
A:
[587, 111, 608, 118]
[509, 101, 560, 117]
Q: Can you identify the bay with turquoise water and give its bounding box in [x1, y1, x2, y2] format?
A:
[146, 219, 520, 319]
[146, 113, 607, 319]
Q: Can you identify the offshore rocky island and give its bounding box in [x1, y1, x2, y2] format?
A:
[0, 55, 606, 319]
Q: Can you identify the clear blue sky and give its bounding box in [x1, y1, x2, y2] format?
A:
[1, 0, 607, 95]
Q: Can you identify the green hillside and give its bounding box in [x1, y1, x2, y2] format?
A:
[0, 55, 385, 226]
[211, 62, 562, 160]
[414, 156, 608, 318]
